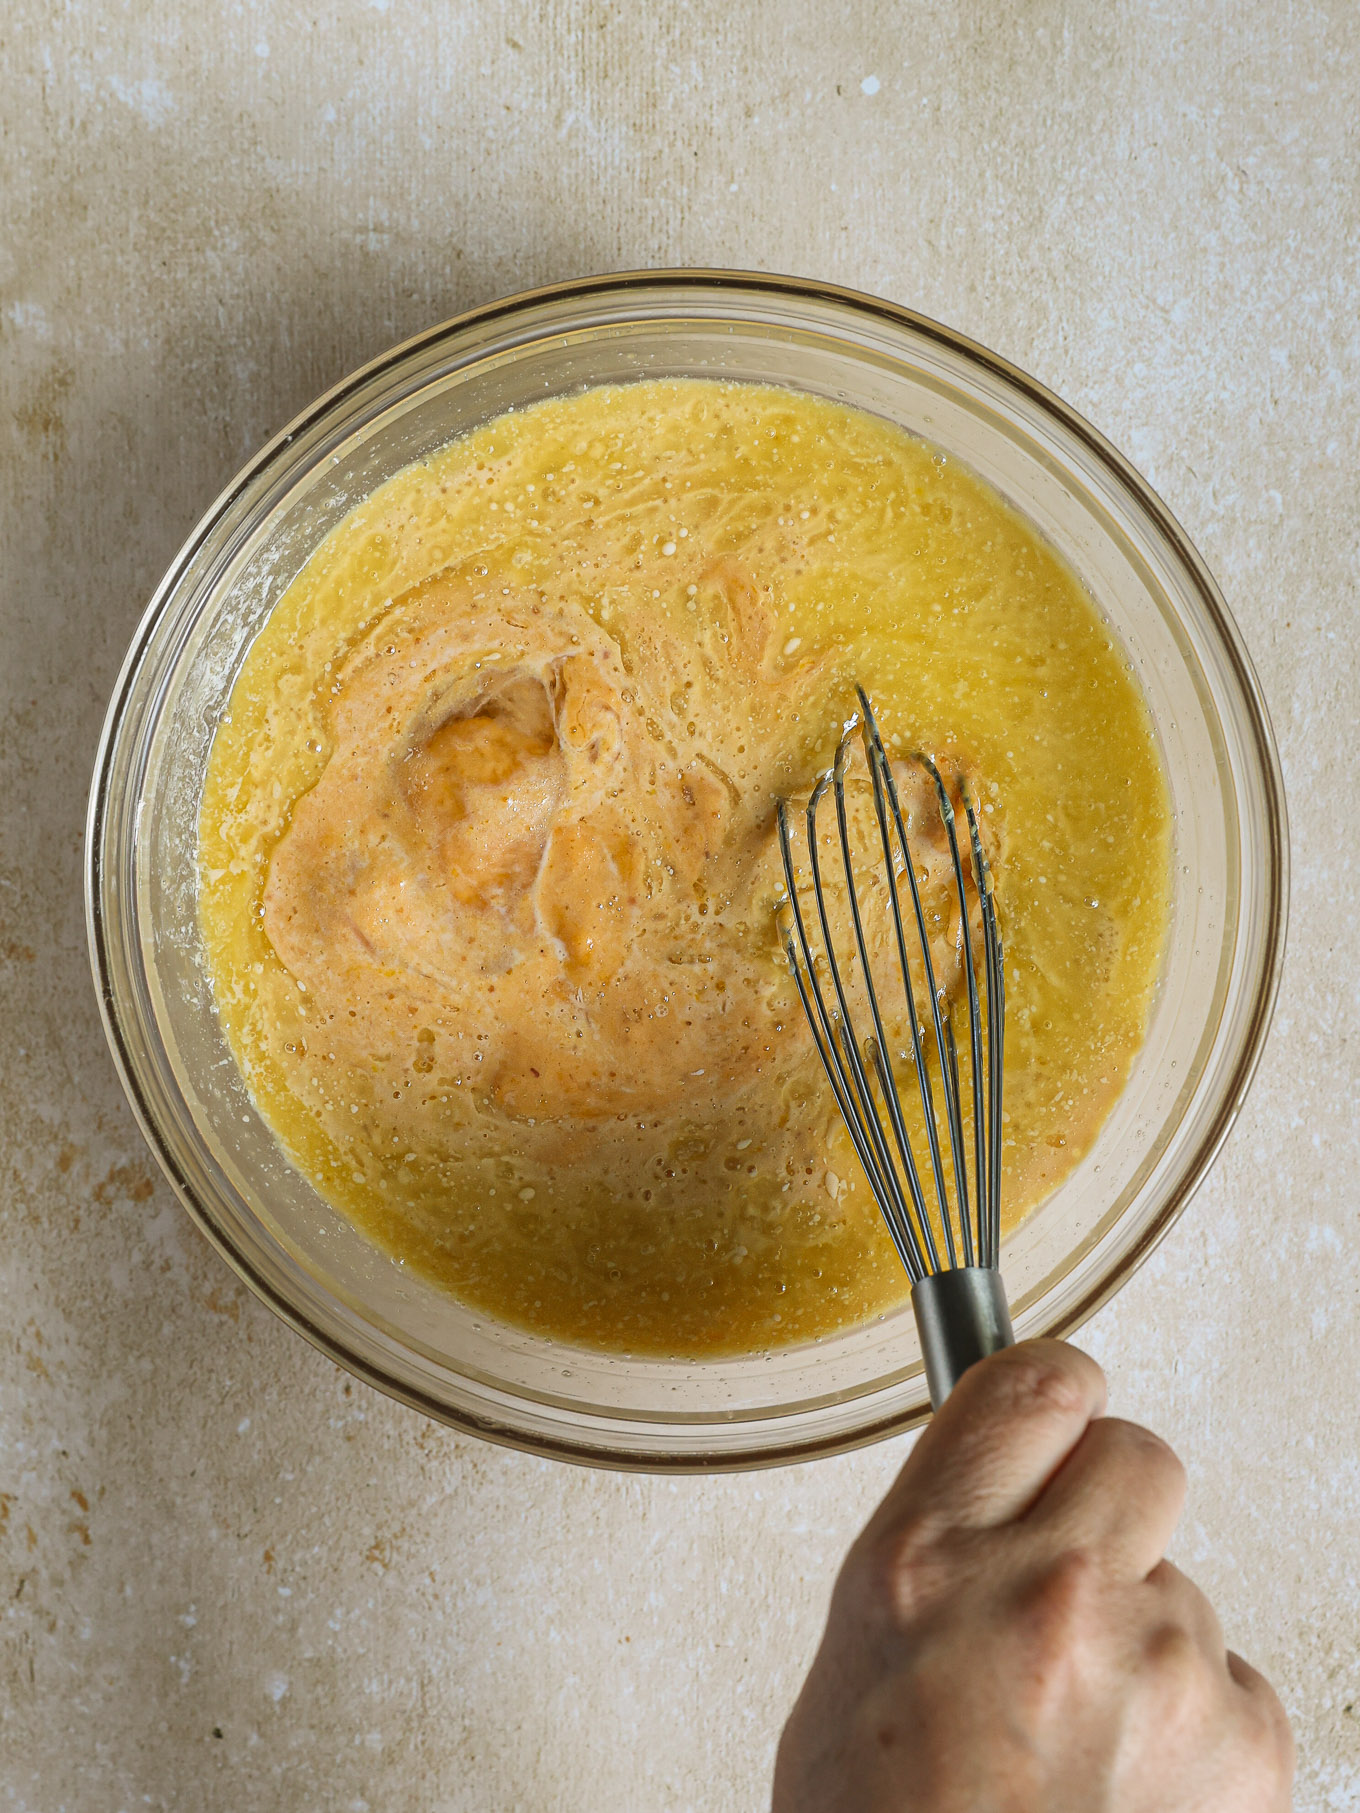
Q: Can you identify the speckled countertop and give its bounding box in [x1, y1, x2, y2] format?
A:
[2, 4, 1358, 1808]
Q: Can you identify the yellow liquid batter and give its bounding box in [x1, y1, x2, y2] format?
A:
[199, 380, 1171, 1357]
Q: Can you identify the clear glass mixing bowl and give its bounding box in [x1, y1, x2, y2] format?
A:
[86, 272, 1287, 1470]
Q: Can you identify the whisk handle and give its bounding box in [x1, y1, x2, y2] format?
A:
[912, 1268, 1015, 1410]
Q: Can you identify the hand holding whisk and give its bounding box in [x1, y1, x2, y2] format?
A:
[776, 687, 1013, 1408]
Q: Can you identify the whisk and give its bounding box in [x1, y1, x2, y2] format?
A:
[776, 687, 1014, 1409]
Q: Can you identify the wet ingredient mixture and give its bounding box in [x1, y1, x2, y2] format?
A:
[199, 380, 1171, 1357]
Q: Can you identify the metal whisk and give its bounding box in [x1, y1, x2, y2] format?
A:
[777, 687, 1014, 1408]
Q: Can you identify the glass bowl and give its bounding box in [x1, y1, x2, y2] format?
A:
[86, 272, 1287, 1470]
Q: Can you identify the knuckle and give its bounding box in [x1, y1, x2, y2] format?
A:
[1021, 1547, 1103, 1651]
[1038, 1543, 1102, 1606]
[1136, 1422, 1186, 1481]
[858, 1521, 918, 1597]
[851, 1517, 967, 1627]
[976, 1342, 1099, 1424]
[1107, 1418, 1187, 1489]
[1142, 1620, 1215, 1720]
[1144, 1557, 1179, 1593]
[1007, 1549, 1104, 1723]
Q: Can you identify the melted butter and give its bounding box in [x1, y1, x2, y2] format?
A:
[198, 379, 1171, 1357]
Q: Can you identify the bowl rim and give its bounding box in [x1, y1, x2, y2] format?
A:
[85, 267, 1289, 1470]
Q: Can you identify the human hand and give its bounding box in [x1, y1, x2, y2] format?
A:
[774, 1340, 1292, 1812]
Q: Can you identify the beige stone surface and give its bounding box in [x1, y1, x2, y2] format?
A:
[2, 1, 1358, 1806]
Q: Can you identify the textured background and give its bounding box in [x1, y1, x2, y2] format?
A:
[3, 2, 1358, 1807]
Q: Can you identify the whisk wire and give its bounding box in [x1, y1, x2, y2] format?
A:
[961, 788, 1006, 1267]
[777, 800, 930, 1281]
[862, 1034, 939, 1270]
[856, 697, 968, 1262]
[853, 729, 952, 1270]
[804, 777, 932, 1272]
[918, 747, 988, 1268]
[829, 731, 942, 1273]
[939, 1019, 974, 1269]
[783, 931, 922, 1282]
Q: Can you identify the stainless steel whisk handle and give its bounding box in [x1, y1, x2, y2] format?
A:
[912, 1267, 1014, 1409]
